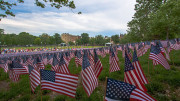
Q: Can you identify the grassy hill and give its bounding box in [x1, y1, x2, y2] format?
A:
[0, 49, 179, 101]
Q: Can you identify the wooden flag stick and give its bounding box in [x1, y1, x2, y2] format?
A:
[103, 77, 108, 101]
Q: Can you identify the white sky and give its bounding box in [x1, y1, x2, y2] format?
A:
[0, 0, 136, 37]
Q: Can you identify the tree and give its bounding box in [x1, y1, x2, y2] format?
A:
[39, 33, 50, 45]
[81, 33, 89, 45]
[89, 37, 95, 45]
[68, 41, 75, 46]
[95, 35, 105, 45]
[111, 35, 119, 44]
[0, 0, 76, 20]
[34, 38, 41, 45]
[53, 33, 62, 45]
[18, 32, 35, 45]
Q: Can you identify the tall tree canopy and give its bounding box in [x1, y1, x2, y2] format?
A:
[111, 35, 119, 44]
[81, 33, 89, 44]
[127, 0, 179, 41]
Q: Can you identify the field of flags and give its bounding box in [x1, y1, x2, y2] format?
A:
[0, 38, 180, 101]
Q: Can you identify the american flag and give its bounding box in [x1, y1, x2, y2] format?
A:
[105, 78, 156, 101]
[132, 49, 148, 84]
[37, 57, 45, 71]
[42, 54, 48, 65]
[94, 49, 103, 77]
[47, 53, 53, 65]
[40, 69, 78, 98]
[126, 45, 132, 60]
[156, 41, 170, 61]
[137, 43, 146, 57]
[149, 44, 170, 70]
[88, 50, 95, 69]
[58, 54, 70, 74]
[109, 48, 120, 73]
[170, 39, 180, 50]
[28, 64, 40, 92]
[75, 50, 83, 67]
[124, 51, 147, 91]
[0, 59, 8, 73]
[81, 50, 98, 97]
[10, 59, 28, 75]
[51, 54, 59, 72]
[9, 68, 20, 82]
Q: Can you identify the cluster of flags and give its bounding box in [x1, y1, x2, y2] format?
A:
[0, 38, 179, 100]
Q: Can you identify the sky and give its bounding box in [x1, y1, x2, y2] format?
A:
[0, 0, 136, 37]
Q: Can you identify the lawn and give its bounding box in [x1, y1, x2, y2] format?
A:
[0, 49, 180, 101]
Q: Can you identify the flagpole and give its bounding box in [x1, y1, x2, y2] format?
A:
[103, 77, 108, 101]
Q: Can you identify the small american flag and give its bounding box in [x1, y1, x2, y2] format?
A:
[58, 54, 70, 74]
[10, 59, 28, 75]
[9, 68, 20, 82]
[124, 51, 147, 91]
[94, 49, 103, 77]
[137, 43, 146, 57]
[0, 59, 8, 73]
[81, 50, 98, 97]
[132, 49, 148, 84]
[126, 45, 132, 60]
[28, 65, 40, 92]
[105, 78, 156, 101]
[37, 57, 45, 71]
[149, 44, 170, 70]
[109, 48, 120, 73]
[40, 69, 78, 98]
[75, 50, 83, 67]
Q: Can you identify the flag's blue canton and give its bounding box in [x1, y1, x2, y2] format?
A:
[28, 65, 34, 74]
[12, 60, 23, 68]
[131, 43, 135, 47]
[170, 39, 176, 44]
[65, 52, 70, 57]
[94, 49, 98, 63]
[138, 43, 143, 49]
[106, 78, 136, 100]
[47, 54, 53, 60]
[122, 45, 124, 50]
[110, 47, 115, 57]
[82, 51, 90, 70]
[21, 56, 26, 63]
[77, 51, 82, 59]
[53, 54, 59, 66]
[132, 49, 138, 62]
[150, 45, 161, 55]
[156, 41, 163, 47]
[126, 45, 130, 53]
[59, 54, 65, 66]
[125, 52, 134, 72]
[43, 54, 47, 59]
[37, 57, 41, 63]
[40, 69, 55, 82]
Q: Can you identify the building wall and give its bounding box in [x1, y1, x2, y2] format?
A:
[61, 33, 81, 43]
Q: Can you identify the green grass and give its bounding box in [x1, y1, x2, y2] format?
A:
[0, 49, 180, 101]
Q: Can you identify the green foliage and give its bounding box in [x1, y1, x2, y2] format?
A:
[53, 33, 62, 45]
[81, 33, 89, 44]
[34, 38, 41, 45]
[68, 41, 75, 45]
[126, 0, 180, 42]
[0, 0, 76, 20]
[95, 35, 105, 45]
[111, 34, 119, 44]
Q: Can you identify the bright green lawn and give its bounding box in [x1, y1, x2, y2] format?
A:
[0, 50, 179, 101]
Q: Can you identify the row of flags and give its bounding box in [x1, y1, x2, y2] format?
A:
[0, 38, 179, 100]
